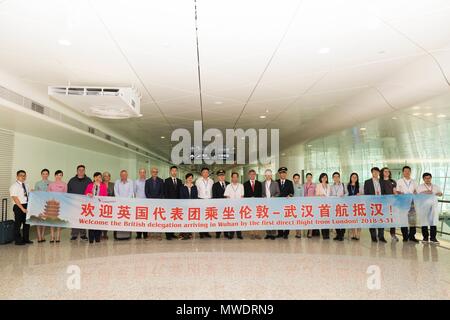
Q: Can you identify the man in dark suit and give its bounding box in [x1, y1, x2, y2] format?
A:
[243, 169, 262, 197]
[276, 167, 294, 239]
[143, 167, 164, 240]
[212, 169, 229, 238]
[243, 169, 263, 239]
[363, 167, 387, 243]
[164, 166, 183, 240]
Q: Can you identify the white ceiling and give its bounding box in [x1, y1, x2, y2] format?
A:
[1, 0, 450, 159]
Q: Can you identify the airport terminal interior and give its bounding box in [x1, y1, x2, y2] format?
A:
[1, 0, 450, 299]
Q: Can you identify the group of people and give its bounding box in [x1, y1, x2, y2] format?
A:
[9, 164, 443, 246]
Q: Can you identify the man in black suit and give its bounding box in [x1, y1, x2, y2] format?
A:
[164, 166, 183, 240]
[243, 169, 263, 239]
[212, 169, 229, 238]
[276, 167, 294, 239]
[363, 167, 387, 243]
[243, 169, 262, 197]
[143, 167, 164, 240]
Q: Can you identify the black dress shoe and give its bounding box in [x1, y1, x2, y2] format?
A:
[339, 237, 344, 241]
[204, 233, 211, 238]
[276, 234, 283, 238]
[70, 236, 77, 241]
[15, 241, 25, 245]
[402, 238, 408, 242]
[283, 235, 288, 239]
[379, 238, 387, 243]
[264, 235, 270, 239]
[24, 240, 33, 244]
[323, 236, 330, 240]
[80, 236, 88, 241]
[237, 236, 243, 239]
[333, 236, 339, 241]
[216, 234, 221, 239]
[409, 237, 419, 243]
[371, 238, 378, 243]
[270, 236, 276, 240]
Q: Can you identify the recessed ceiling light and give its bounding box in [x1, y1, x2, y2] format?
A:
[214, 101, 223, 105]
[412, 112, 421, 116]
[307, 144, 312, 148]
[281, 153, 286, 156]
[161, 136, 165, 139]
[318, 47, 330, 54]
[259, 115, 266, 119]
[360, 127, 366, 131]
[437, 114, 447, 118]
[424, 113, 433, 116]
[265, 109, 269, 113]
[58, 39, 72, 46]
[391, 116, 397, 120]
[412, 106, 421, 110]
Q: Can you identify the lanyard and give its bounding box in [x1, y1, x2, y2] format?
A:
[231, 183, 240, 194]
[321, 184, 328, 195]
[424, 183, 433, 192]
[305, 183, 314, 195]
[350, 185, 356, 195]
[403, 178, 412, 191]
[332, 183, 342, 195]
[202, 179, 210, 195]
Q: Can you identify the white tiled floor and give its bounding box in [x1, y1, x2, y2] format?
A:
[1, 230, 449, 299]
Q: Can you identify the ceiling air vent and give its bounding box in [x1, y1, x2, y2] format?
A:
[48, 86, 141, 119]
[31, 102, 45, 114]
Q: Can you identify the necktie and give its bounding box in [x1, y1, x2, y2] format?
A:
[173, 178, 177, 188]
[221, 182, 225, 190]
[22, 183, 28, 202]
[251, 180, 254, 192]
[281, 181, 284, 188]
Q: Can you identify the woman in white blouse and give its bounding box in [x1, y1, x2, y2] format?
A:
[315, 173, 330, 239]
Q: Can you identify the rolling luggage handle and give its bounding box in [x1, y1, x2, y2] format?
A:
[1, 198, 7, 222]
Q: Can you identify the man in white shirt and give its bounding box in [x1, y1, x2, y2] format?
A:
[9, 170, 33, 245]
[418, 172, 443, 244]
[114, 170, 135, 199]
[330, 172, 348, 241]
[195, 167, 214, 238]
[396, 166, 419, 242]
[224, 172, 244, 239]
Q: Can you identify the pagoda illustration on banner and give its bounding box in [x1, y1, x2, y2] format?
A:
[28, 199, 69, 226]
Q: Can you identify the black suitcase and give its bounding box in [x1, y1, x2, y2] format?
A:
[0, 198, 14, 244]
